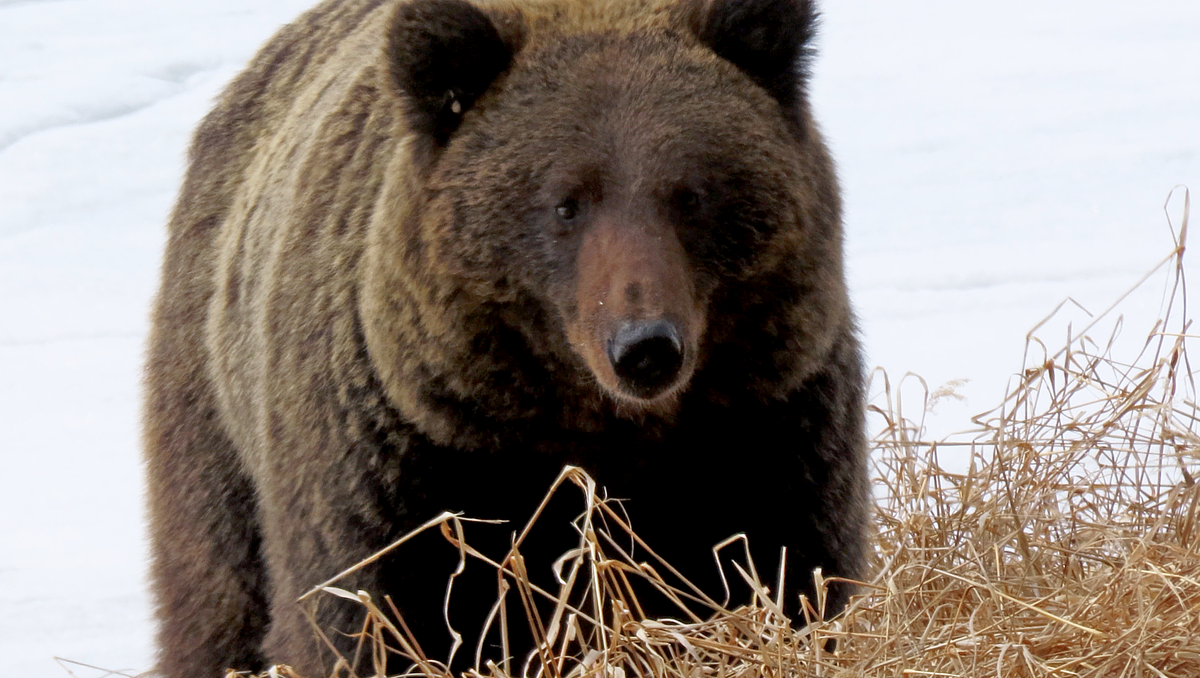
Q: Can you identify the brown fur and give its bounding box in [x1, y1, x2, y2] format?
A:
[144, 0, 868, 676]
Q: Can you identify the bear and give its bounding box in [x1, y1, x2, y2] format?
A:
[142, 0, 869, 675]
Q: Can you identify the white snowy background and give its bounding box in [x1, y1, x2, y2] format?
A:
[0, 0, 1196, 674]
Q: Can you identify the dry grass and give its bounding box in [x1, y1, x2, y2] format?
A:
[250, 191, 1199, 678]
[838, 188, 1199, 677]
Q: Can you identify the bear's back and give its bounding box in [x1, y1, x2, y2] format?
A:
[174, 0, 392, 236]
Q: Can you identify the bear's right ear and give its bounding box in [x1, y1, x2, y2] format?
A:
[388, 0, 516, 147]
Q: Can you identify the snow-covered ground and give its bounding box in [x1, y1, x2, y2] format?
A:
[1, 0, 1196, 675]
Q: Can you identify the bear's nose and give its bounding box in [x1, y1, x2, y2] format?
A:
[607, 319, 685, 399]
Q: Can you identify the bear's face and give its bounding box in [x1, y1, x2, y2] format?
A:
[374, 0, 843, 434]
[428, 33, 808, 409]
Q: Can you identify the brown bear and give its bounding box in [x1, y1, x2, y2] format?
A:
[143, 0, 869, 675]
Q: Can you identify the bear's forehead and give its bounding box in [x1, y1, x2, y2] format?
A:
[494, 31, 773, 128]
[491, 40, 782, 159]
[439, 0, 799, 190]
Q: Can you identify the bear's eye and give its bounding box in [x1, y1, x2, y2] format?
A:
[673, 188, 703, 215]
[555, 199, 582, 223]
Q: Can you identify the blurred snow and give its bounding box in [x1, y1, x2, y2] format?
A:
[0, 0, 1196, 674]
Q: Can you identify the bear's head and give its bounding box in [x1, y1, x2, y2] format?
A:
[364, 0, 848, 445]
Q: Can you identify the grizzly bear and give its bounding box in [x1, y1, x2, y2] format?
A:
[143, 0, 869, 675]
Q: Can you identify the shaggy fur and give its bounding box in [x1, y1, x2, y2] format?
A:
[143, 0, 868, 675]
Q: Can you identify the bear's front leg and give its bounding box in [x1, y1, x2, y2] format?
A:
[251, 425, 430, 675]
[251, 421, 520, 675]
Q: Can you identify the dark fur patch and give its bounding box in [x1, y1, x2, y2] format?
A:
[388, 0, 515, 146]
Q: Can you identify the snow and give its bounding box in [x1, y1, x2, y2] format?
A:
[815, 0, 1200, 433]
[0, 0, 1196, 675]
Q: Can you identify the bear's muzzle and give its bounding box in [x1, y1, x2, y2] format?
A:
[570, 215, 704, 407]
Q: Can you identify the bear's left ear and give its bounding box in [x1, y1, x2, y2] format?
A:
[388, 0, 518, 148]
[690, 0, 817, 119]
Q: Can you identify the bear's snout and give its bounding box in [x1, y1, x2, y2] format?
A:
[570, 216, 703, 408]
[608, 318, 685, 399]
